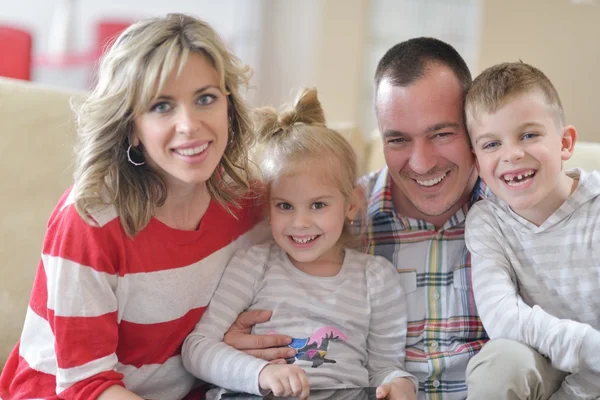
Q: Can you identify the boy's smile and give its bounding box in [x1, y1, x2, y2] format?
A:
[501, 168, 537, 188]
[469, 91, 576, 225]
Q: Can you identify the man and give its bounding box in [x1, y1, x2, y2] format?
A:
[224, 38, 558, 400]
[363, 37, 484, 399]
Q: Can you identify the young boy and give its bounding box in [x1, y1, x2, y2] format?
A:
[464, 61, 600, 399]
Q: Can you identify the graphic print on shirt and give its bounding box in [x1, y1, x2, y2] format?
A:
[284, 326, 348, 368]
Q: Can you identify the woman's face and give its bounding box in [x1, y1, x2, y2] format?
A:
[132, 52, 229, 193]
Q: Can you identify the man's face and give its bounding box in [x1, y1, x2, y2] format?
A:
[375, 65, 476, 225]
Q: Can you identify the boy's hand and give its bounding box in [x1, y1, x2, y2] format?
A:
[224, 310, 295, 362]
[258, 364, 310, 399]
[376, 377, 417, 400]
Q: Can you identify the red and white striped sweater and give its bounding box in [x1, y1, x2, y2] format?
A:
[0, 187, 268, 400]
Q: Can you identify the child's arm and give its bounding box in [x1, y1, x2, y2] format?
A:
[365, 257, 418, 395]
[550, 328, 600, 399]
[465, 205, 600, 375]
[181, 244, 274, 395]
[550, 366, 600, 400]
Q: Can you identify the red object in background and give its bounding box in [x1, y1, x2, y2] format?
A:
[95, 21, 132, 60]
[34, 19, 133, 69]
[0, 25, 33, 80]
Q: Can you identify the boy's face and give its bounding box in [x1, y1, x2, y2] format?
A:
[469, 91, 575, 218]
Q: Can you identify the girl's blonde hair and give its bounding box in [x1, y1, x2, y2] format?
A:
[72, 13, 255, 237]
[253, 88, 365, 249]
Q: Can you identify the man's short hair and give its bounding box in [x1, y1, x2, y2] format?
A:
[374, 37, 472, 96]
[465, 61, 565, 130]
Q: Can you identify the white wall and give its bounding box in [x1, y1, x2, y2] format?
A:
[251, 0, 321, 108]
[253, 0, 370, 127]
[1, 0, 485, 136]
[0, 0, 261, 89]
[360, 0, 481, 137]
[477, 0, 600, 142]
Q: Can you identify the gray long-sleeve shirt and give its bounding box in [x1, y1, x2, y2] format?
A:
[465, 169, 600, 399]
[182, 242, 417, 395]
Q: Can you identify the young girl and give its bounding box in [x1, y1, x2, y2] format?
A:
[0, 14, 269, 400]
[182, 89, 417, 400]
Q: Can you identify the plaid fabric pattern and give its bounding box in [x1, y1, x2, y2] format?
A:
[363, 166, 489, 400]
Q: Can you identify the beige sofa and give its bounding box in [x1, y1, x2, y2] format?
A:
[1, 77, 599, 370]
[1, 78, 80, 368]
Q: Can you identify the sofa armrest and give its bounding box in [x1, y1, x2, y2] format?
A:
[0, 77, 81, 369]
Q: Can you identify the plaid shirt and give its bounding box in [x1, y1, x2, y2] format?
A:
[363, 167, 489, 400]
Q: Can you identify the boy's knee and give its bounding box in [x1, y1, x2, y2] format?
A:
[466, 339, 557, 400]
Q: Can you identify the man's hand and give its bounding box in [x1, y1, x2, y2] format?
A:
[376, 377, 417, 400]
[223, 310, 295, 361]
[259, 364, 310, 399]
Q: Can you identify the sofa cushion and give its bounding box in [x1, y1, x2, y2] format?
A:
[0, 77, 81, 368]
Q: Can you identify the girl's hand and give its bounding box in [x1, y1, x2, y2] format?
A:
[376, 377, 417, 400]
[258, 364, 310, 399]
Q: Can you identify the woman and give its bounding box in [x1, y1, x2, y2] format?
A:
[0, 13, 268, 400]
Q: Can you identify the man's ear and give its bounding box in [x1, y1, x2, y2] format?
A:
[471, 147, 478, 165]
[560, 125, 577, 161]
[346, 185, 366, 221]
[474, 156, 481, 174]
[473, 156, 485, 184]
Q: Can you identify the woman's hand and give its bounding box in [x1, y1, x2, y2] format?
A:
[223, 309, 296, 362]
[258, 364, 310, 399]
[376, 377, 417, 400]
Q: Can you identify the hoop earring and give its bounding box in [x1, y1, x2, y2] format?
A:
[127, 145, 145, 166]
[228, 115, 235, 144]
[229, 128, 235, 144]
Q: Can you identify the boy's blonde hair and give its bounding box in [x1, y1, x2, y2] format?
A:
[72, 13, 254, 237]
[466, 62, 564, 131]
[253, 88, 365, 250]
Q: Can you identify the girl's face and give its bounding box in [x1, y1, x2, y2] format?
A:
[269, 165, 357, 270]
[133, 52, 229, 194]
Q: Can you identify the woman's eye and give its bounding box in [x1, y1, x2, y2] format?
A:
[150, 102, 171, 113]
[197, 94, 217, 106]
[311, 202, 326, 210]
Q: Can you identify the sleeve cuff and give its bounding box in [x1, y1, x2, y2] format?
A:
[579, 327, 600, 374]
[252, 360, 272, 396]
[383, 371, 419, 394]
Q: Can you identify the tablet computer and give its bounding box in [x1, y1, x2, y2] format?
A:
[216, 387, 378, 399]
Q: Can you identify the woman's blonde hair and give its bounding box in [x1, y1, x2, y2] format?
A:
[253, 88, 365, 250]
[72, 13, 254, 237]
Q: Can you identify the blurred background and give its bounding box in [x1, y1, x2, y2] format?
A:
[1, 0, 598, 141]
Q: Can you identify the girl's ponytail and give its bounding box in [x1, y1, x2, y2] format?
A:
[254, 88, 325, 143]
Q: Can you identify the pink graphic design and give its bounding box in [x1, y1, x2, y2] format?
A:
[270, 326, 348, 368]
